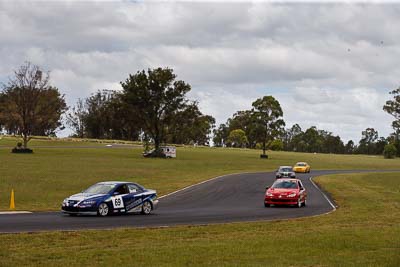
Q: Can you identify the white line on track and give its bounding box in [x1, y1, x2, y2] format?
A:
[0, 211, 32, 215]
[309, 176, 336, 210]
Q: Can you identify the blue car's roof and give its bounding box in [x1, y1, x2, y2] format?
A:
[97, 181, 133, 186]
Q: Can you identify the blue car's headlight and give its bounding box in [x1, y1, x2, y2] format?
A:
[78, 199, 98, 207]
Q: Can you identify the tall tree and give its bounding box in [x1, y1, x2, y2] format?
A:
[121, 67, 191, 154]
[375, 137, 388, 155]
[167, 102, 215, 145]
[66, 99, 87, 138]
[283, 124, 303, 151]
[228, 110, 257, 148]
[344, 140, 355, 154]
[358, 128, 378, 155]
[0, 62, 67, 148]
[213, 123, 229, 147]
[303, 126, 322, 153]
[383, 87, 400, 135]
[80, 90, 140, 140]
[84, 90, 113, 139]
[324, 134, 345, 154]
[251, 96, 285, 156]
[383, 88, 400, 156]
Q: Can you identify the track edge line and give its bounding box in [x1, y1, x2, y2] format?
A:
[309, 176, 337, 211]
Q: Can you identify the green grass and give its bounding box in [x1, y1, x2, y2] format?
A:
[0, 136, 140, 147]
[0, 172, 399, 266]
[0, 137, 399, 211]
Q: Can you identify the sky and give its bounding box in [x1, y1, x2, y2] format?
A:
[0, 0, 399, 142]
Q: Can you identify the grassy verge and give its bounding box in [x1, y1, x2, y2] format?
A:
[0, 172, 399, 266]
[0, 138, 399, 211]
[0, 136, 141, 147]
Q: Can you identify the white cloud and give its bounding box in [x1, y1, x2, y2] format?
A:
[0, 1, 399, 141]
[279, 87, 393, 142]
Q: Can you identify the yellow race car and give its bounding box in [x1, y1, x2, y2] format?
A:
[293, 162, 311, 173]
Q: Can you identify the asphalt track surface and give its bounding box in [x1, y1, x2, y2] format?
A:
[0, 170, 395, 233]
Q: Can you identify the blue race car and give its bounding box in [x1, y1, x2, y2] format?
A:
[61, 181, 158, 216]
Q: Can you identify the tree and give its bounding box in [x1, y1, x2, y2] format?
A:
[167, 102, 215, 145]
[121, 67, 191, 155]
[387, 132, 400, 157]
[269, 139, 284, 151]
[227, 129, 248, 148]
[358, 128, 378, 155]
[0, 62, 67, 148]
[375, 137, 388, 155]
[83, 90, 114, 139]
[344, 140, 355, 154]
[383, 88, 400, 135]
[77, 90, 140, 140]
[383, 88, 400, 156]
[283, 125, 345, 154]
[66, 98, 87, 138]
[213, 123, 229, 147]
[302, 126, 322, 153]
[324, 134, 344, 154]
[283, 124, 302, 151]
[383, 143, 397, 159]
[251, 96, 285, 156]
[228, 110, 257, 148]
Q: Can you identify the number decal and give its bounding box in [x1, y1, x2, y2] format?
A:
[112, 196, 124, 208]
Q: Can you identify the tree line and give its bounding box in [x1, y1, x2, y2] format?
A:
[214, 117, 394, 156]
[0, 62, 399, 158]
[213, 96, 400, 158]
[66, 68, 215, 149]
[0, 63, 215, 153]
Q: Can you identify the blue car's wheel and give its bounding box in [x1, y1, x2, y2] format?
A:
[98, 202, 110, 216]
[141, 201, 152, 215]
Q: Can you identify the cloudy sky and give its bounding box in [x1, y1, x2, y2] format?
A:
[1, 1, 399, 142]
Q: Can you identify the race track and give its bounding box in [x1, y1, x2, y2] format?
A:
[0, 170, 390, 233]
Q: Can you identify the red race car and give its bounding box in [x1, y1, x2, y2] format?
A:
[264, 178, 307, 208]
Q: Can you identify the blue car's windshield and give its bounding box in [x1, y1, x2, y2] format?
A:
[280, 168, 292, 172]
[272, 181, 298, 189]
[83, 184, 116, 194]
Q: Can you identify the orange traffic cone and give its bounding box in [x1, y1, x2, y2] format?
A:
[9, 189, 15, 210]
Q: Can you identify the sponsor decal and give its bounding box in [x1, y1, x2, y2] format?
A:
[126, 198, 142, 211]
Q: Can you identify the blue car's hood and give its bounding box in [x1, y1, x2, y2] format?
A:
[68, 193, 107, 202]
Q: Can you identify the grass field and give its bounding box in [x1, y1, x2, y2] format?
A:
[1, 137, 400, 266]
[0, 172, 399, 266]
[0, 136, 399, 211]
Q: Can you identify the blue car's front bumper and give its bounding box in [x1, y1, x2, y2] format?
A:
[61, 205, 98, 215]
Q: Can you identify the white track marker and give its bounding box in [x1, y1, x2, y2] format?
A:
[0, 211, 32, 215]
